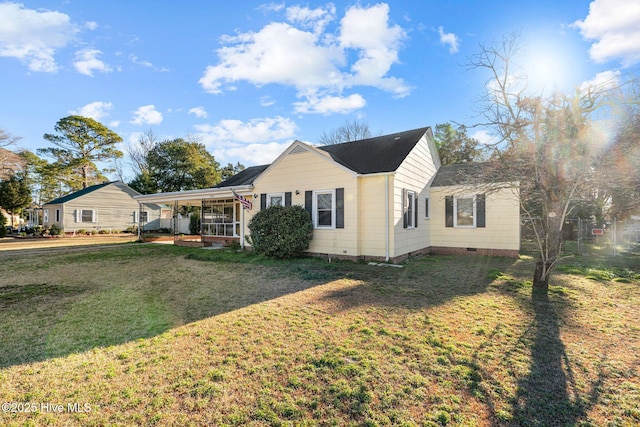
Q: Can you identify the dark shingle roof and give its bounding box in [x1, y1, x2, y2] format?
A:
[317, 127, 431, 174]
[431, 162, 505, 187]
[44, 181, 115, 205]
[215, 164, 270, 188]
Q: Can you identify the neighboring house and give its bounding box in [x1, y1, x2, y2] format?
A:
[43, 181, 166, 233]
[1, 208, 24, 230]
[134, 127, 521, 260]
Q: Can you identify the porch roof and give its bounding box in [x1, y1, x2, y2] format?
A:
[133, 184, 253, 206]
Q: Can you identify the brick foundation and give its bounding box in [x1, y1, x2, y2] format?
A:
[429, 246, 519, 258]
[202, 236, 240, 246]
[305, 247, 431, 263]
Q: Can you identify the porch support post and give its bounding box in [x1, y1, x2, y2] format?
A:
[240, 203, 245, 249]
[201, 198, 205, 243]
[174, 200, 178, 244]
[385, 174, 390, 262]
[137, 202, 141, 241]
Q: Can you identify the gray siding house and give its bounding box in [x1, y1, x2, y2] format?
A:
[43, 181, 165, 233]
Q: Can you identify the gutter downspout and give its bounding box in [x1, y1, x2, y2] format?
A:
[385, 174, 390, 262]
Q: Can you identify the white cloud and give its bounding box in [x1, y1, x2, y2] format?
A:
[219, 141, 291, 165]
[293, 93, 366, 114]
[339, 4, 409, 94]
[258, 2, 285, 14]
[470, 129, 498, 146]
[129, 54, 153, 68]
[194, 116, 296, 144]
[580, 70, 621, 92]
[194, 116, 296, 164]
[438, 26, 459, 54]
[573, 0, 640, 66]
[85, 21, 98, 31]
[286, 4, 336, 34]
[199, 3, 409, 114]
[74, 49, 112, 76]
[200, 22, 341, 94]
[260, 96, 275, 107]
[130, 105, 163, 125]
[0, 2, 77, 72]
[71, 101, 114, 121]
[189, 106, 208, 118]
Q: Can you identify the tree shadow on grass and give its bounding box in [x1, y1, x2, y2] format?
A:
[505, 293, 606, 427]
[315, 255, 519, 312]
[315, 254, 612, 426]
[463, 275, 609, 427]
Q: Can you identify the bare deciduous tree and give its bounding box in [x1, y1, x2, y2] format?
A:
[128, 129, 159, 177]
[467, 32, 620, 298]
[0, 129, 24, 180]
[318, 119, 375, 145]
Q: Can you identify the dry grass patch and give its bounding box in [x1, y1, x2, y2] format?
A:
[0, 245, 638, 426]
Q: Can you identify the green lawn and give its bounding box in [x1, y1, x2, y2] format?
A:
[0, 245, 638, 426]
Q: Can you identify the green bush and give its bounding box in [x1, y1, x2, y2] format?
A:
[247, 205, 313, 259]
[0, 214, 6, 238]
[189, 211, 201, 235]
[49, 224, 63, 236]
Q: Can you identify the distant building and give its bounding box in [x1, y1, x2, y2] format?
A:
[43, 181, 166, 233]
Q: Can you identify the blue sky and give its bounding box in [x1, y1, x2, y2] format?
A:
[1, 0, 638, 180]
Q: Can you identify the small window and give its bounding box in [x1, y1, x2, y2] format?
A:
[81, 209, 94, 223]
[134, 211, 149, 223]
[267, 193, 285, 207]
[425, 197, 430, 219]
[314, 190, 335, 228]
[403, 189, 417, 228]
[43, 209, 49, 223]
[454, 196, 475, 227]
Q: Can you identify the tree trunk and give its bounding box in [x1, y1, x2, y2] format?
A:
[532, 260, 550, 299]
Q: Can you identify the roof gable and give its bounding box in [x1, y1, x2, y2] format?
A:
[318, 127, 431, 174]
[253, 140, 358, 186]
[44, 181, 139, 205]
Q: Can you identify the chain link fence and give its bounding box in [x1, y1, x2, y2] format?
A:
[521, 217, 640, 256]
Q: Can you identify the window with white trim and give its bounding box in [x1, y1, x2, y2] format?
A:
[43, 209, 49, 223]
[403, 189, 417, 228]
[454, 196, 475, 227]
[314, 190, 335, 228]
[267, 193, 285, 207]
[80, 209, 95, 223]
[75, 209, 96, 223]
[134, 211, 149, 223]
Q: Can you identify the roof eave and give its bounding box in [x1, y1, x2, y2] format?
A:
[133, 184, 253, 204]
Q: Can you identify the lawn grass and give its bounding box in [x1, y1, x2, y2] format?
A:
[0, 244, 638, 426]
